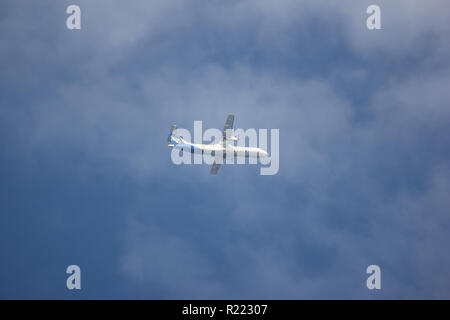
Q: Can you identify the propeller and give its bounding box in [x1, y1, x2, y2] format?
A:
[230, 133, 239, 142]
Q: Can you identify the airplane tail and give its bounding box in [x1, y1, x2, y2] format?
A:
[168, 125, 177, 147]
[168, 125, 176, 142]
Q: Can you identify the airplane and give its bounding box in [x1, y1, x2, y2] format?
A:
[168, 114, 269, 174]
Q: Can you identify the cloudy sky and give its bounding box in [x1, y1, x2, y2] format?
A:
[1, 0, 450, 299]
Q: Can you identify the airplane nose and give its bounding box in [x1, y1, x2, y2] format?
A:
[261, 150, 269, 158]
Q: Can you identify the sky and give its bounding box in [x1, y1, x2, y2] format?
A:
[1, 0, 450, 299]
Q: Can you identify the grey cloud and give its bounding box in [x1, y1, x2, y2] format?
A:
[1, 0, 450, 298]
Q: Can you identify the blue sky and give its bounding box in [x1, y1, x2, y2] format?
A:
[1, 0, 450, 299]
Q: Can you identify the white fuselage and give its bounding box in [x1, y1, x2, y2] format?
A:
[171, 137, 269, 159]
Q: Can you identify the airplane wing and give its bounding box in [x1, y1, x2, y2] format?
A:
[210, 161, 221, 175]
[211, 115, 233, 174]
[222, 114, 234, 141]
